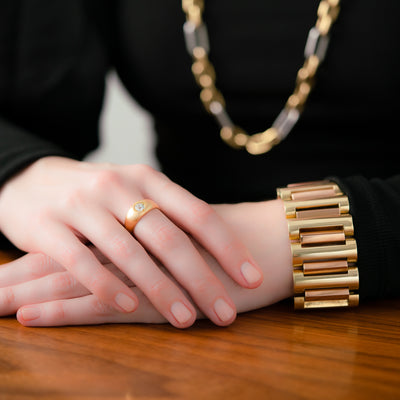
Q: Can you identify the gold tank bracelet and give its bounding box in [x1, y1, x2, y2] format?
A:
[277, 180, 359, 309]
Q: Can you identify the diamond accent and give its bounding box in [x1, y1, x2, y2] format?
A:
[134, 202, 145, 212]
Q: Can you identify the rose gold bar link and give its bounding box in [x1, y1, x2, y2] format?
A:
[303, 259, 349, 275]
[305, 288, 350, 301]
[277, 181, 341, 201]
[287, 180, 331, 188]
[284, 195, 350, 218]
[291, 188, 338, 201]
[300, 230, 346, 246]
[296, 207, 340, 219]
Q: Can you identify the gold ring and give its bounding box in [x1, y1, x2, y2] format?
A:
[124, 199, 160, 233]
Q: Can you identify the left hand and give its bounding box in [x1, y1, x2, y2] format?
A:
[0, 248, 178, 325]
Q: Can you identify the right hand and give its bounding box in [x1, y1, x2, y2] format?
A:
[0, 156, 263, 328]
[0, 199, 292, 327]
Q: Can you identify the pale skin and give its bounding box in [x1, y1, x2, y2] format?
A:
[0, 157, 293, 327]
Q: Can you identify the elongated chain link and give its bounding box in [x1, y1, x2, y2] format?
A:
[182, 0, 341, 155]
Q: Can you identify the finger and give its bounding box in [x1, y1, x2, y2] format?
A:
[133, 209, 237, 326]
[0, 252, 65, 287]
[16, 288, 179, 327]
[123, 165, 263, 289]
[65, 208, 197, 329]
[0, 271, 89, 316]
[33, 222, 139, 314]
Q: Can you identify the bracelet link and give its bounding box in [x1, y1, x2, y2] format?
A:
[277, 180, 359, 310]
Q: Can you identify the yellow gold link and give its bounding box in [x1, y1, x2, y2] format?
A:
[327, 0, 340, 7]
[316, 14, 333, 35]
[192, 58, 216, 88]
[200, 86, 225, 112]
[292, 238, 358, 267]
[187, 5, 202, 26]
[295, 294, 359, 309]
[293, 266, 359, 293]
[192, 46, 207, 60]
[318, 0, 340, 21]
[294, 81, 312, 106]
[317, 0, 331, 18]
[220, 126, 249, 149]
[287, 215, 354, 239]
[304, 55, 320, 75]
[182, 0, 204, 13]
[245, 128, 280, 155]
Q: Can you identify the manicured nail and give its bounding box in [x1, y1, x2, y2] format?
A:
[241, 261, 262, 285]
[214, 298, 235, 322]
[115, 292, 136, 313]
[20, 306, 41, 321]
[171, 301, 193, 324]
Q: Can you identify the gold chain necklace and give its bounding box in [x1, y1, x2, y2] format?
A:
[182, 0, 341, 155]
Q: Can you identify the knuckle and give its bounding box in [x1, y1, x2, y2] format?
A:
[220, 239, 240, 259]
[148, 278, 170, 298]
[0, 287, 16, 308]
[50, 272, 77, 296]
[130, 163, 162, 185]
[32, 208, 55, 227]
[58, 245, 86, 269]
[90, 297, 114, 316]
[108, 234, 136, 261]
[132, 163, 155, 178]
[60, 188, 86, 210]
[192, 275, 217, 297]
[152, 224, 183, 252]
[89, 169, 121, 192]
[97, 161, 117, 170]
[87, 270, 112, 297]
[188, 200, 215, 226]
[28, 253, 57, 279]
[48, 302, 65, 321]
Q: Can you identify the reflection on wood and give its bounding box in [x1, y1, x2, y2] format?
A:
[1, 250, 399, 399]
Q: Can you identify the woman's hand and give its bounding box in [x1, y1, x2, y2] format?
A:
[0, 157, 263, 328]
[0, 199, 293, 327]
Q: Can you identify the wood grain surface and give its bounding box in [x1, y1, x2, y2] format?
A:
[1, 250, 399, 400]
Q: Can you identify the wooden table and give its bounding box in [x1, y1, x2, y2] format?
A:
[1, 250, 399, 400]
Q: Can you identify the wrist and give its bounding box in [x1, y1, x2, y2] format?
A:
[213, 199, 293, 306]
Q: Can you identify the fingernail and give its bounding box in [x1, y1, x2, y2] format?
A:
[241, 261, 262, 285]
[115, 292, 136, 313]
[20, 306, 41, 321]
[171, 301, 193, 324]
[214, 298, 235, 322]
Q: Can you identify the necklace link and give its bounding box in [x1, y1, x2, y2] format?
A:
[182, 1, 341, 155]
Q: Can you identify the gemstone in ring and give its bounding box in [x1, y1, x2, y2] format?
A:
[124, 199, 160, 233]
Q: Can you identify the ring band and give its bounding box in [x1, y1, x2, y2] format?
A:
[124, 199, 160, 233]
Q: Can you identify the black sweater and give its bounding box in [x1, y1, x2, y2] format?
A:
[1, 0, 399, 302]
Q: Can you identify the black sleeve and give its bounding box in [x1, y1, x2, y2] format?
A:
[335, 175, 400, 302]
[0, 116, 74, 187]
[0, 1, 110, 247]
[0, 1, 109, 185]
